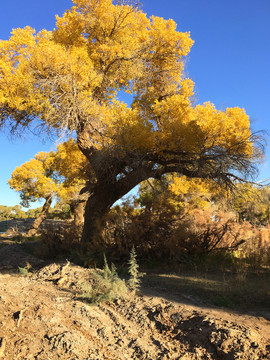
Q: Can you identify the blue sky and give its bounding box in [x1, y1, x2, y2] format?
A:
[0, 0, 269, 209]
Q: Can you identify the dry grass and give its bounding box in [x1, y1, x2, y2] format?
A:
[142, 269, 270, 313]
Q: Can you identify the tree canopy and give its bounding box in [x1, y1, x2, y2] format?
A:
[0, 0, 264, 243]
[8, 139, 88, 233]
[8, 139, 87, 206]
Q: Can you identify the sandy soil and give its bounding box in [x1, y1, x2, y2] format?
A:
[0, 240, 270, 360]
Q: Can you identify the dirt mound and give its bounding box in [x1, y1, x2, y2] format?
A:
[0, 218, 69, 234]
[0, 262, 269, 359]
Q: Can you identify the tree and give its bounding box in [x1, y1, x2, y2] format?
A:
[9, 152, 58, 235]
[0, 205, 26, 220]
[105, 176, 245, 258]
[8, 139, 88, 235]
[138, 175, 216, 212]
[0, 0, 263, 245]
[50, 139, 90, 227]
[229, 183, 270, 224]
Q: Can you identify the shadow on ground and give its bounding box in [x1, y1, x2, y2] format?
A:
[140, 270, 270, 320]
[1, 226, 269, 320]
[0, 239, 48, 274]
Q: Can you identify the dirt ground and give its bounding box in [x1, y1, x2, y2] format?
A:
[0, 236, 269, 360]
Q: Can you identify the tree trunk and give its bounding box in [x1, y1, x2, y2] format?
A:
[27, 195, 53, 236]
[79, 161, 158, 245]
[77, 130, 161, 245]
[70, 200, 86, 228]
[81, 185, 116, 245]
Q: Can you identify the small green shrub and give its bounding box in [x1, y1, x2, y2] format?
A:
[18, 262, 31, 277]
[79, 250, 144, 304]
[79, 255, 129, 305]
[128, 246, 144, 292]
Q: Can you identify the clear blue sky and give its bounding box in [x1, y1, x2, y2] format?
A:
[0, 0, 269, 209]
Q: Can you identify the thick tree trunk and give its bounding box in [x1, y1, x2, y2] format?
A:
[81, 167, 156, 244]
[81, 184, 117, 245]
[77, 129, 159, 245]
[27, 195, 53, 236]
[79, 162, 158, 245]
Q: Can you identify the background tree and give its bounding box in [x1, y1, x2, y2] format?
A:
[103, 175, 246, 259]
[50, 139, 90, 227]
[228, 183, 270, 225]
[138, 175, 216, 213]
[9, 152, 58, 235]
[0, 205, 26, 220]
[8, 139, 88, 235]
[0, 0, 264, 245]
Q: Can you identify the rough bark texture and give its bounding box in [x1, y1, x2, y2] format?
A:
[27, 195, 53, 236]
[81, 184, 120, 244]
[70, 200, 86, 228]
[80, 166, 154, 244]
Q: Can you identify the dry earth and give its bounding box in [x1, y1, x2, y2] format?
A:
[0, 240, 269, 360]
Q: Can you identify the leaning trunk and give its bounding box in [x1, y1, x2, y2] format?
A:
[77, 130, 157, 245]
[79, 170, 156, 246]
[27, 195, 53, 236]
[81, 183, 121, 245]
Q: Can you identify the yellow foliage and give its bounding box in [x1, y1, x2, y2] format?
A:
[169, 175, 211, 196]
[167, 175, 212, 211]
[53, 139, 88, 200]
[194, 103, 253, 156]
[138, 175, 218, 216]
[8, 139, 87, 205]
[230, 183, 270, 223]
[8, 156, 59, 201]
[0, 0, 255, 168]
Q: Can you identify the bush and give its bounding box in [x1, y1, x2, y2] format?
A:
[79, 252, 143, 304]
[38, 202, 270, 271]
[99, 203, 270, 272]
[39, 222, 82, 257]
[102, 207, 243, 259]
[234, 226, 270, 268]
[128, 246, 144, 292]
[79, 266, 129, 305]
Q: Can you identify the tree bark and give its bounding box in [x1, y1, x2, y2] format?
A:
[81, 184, 118, 245]
[27, 195, 53, 236]
[70, 200, 86, 228]
[80, 163, 159, 245]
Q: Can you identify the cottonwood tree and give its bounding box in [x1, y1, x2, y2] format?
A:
[0, 0, 264, 244]
[9, 139, 88, 235]
[229, 183, 270, 224]
[9, 152, 59, 235]
[0, 205, 26, 220]
[51, 139, 90, 227]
